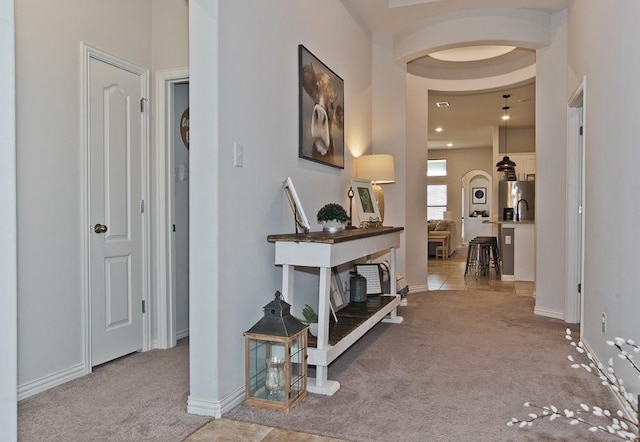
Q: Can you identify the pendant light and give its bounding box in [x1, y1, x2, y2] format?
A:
[496, 94, 517, 173]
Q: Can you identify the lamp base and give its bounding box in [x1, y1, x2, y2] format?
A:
[372, 183, 385, 223]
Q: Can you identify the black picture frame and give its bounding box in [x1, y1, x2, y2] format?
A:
[298, 45, 344, 169]
[472, 187, 486, 204]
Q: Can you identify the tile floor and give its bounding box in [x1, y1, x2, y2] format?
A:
[184, 418, 347, 441]
[186, 248, 535, 441]
[428, 246, 536, 297]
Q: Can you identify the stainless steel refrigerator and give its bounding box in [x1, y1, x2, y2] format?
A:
[498, 180, 535, 221]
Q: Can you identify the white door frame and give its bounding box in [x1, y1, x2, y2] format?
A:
[154, 67, 189, 349]
[565, 77, 587, 326]
[81, 43, 151, 372]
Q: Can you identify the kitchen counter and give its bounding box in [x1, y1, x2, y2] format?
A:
[483, 220, 535, 225]
[488, 221, 535, 282]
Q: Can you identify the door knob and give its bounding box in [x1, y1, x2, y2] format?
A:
[94, 223, 108, 234]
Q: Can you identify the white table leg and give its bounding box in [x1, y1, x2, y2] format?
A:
[307, 266, 340, 395]
[281, 264, 294, 305]
[383, 246, 404, 323]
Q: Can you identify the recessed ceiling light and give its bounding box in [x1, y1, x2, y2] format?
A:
[502, 115, 510, 121]
[435, 127, 443, 132]
[429, 45, 517, 62]
[436, 101, 450, 108]
[446, 143, 453, 147]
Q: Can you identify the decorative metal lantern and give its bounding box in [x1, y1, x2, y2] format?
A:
[244, 291, 308, 412]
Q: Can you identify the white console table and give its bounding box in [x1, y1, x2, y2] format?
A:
[267, 227, 404, 395]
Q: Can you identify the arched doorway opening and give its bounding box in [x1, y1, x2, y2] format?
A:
[461, 170, 493, 244]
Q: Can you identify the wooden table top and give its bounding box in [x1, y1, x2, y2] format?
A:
[267, 226, 404, 244]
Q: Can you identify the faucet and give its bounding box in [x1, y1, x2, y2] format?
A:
[515, 198, 529, 222]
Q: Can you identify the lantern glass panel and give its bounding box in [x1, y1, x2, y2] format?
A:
[245, 330, 308, 412]
[290, 334, 306, 397]
[247, 338, 289, 401]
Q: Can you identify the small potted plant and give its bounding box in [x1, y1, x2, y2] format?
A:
[317, 203, 349, 232]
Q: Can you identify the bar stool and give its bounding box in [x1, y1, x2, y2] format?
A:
[464, 240, 481, 278]
[476, 236, 501, 276]
[465, 236, 501, 279]
[435, 245, 447, 260]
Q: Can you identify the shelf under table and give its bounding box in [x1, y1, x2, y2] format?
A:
[308, 295, 396, 347]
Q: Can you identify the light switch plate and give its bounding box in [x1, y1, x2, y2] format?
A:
[505, 235, 512, 245]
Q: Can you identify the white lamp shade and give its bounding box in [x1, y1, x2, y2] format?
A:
[356, 154, 395, 184]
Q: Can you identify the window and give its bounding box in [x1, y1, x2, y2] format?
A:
[427, 184, 447, 220]
[427, 159, 447, 177]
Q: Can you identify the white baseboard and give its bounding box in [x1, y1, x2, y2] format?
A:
[18, 363, 86, 400]
[534, 305, 564, 320]
[580, 336, 637, 423]
[176, 328, 189, 340]
[188, 385, 244, 418]
[409, 284, 428, 293]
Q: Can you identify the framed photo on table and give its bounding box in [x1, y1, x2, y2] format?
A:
[283, 177, 311, 234]
[330, 269, 348, 312]
[350, 178, 381, 224]
[355, 264, 383, 295]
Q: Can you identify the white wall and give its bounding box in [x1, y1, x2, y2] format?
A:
[188, 0, 373, 415]
[405, 73, 429, 290]
[0, 0, 17, 438]
[15, 0, 189, 396]
[533, 10, 568, 319]
[567, 0, 640, 392]
[16, 0, 151, 390]
[371, 33, 413, 285]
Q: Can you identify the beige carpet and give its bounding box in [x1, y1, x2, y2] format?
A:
[225, 290, 620, 441]
[18, 339, 211, 442]
[18, 291, 622, 441]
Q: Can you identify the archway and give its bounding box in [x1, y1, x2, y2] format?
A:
[461, 170, 493, 244]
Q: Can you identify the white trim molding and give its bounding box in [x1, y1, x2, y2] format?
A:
[18, 363, 85, 401]
[187, 386, 245, 418]
[534, 305, 565, 320]
[565, 77, 587, 326]
[154, 67, 189, 350]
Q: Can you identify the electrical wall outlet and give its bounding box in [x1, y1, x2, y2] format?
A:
[601, 312, 607, 334]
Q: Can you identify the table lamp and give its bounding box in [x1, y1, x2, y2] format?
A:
[356, 154, 395, 222]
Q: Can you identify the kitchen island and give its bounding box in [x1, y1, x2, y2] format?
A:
[484, 220, 535, 282]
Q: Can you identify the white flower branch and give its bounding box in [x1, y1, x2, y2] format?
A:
[508, 329, 639, 441]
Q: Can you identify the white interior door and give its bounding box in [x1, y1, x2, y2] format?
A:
[89, 55, 146, 366]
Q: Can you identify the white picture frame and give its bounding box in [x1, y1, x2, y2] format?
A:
[355, 264, 383, 295]
[350, 178, 381, 224]
[283, 177, 310, 234]
[330, 269, 349, 312]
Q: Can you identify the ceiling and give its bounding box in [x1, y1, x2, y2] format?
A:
[428, 81, 536, 150]
[341, 0, 570, 34]
[341, 0, 569, 150]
